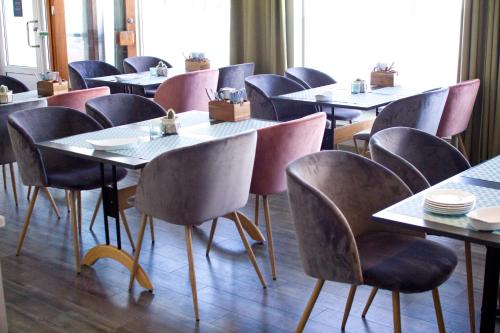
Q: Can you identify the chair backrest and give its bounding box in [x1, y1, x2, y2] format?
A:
[251, 112, 326, 195]
[0, 75, 29, 93]
[217, 63, 255, 90]
[135, 130, 257, 225]
[7, 107, 103, 187]
[286, 151, 413, 283]
[437, 79, 480, 138]
[47, 86, 110, 112]
[0, 99, 47, 165]
[370, 87, 449, 137]
[68, 60, 121, 90]
[86, 93, 166, 128]
[154, 69, 219, 113]
[370, 127, 470, 193]
[123, 56, 172, 74]
[284, 67, 336, 89]
[245, 74, 317, 121]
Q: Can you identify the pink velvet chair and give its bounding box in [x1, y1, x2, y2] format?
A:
[206, 112, 326, 279]
[436, 79, 480, 159]
[47, 87, 110, 112]
[154, 69, 219, 113]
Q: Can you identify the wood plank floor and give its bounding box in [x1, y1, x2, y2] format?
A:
[0, 167, 498, 333]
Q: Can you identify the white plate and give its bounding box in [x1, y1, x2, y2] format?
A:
[424, 189, 476, 206]
[114, 74, 142, 83]
[424, 200, 474, 209]
[467, 206, 500, 231]
[425, 206, 472, 216]
[87, 137, 141, 151]
[315, 93, 333, 102]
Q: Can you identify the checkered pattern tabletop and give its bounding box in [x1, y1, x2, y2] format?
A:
[385, 181, 500, 234]
[462, 155, 500, 183]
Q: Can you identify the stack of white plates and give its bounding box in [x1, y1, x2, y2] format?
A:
[423, 189, 476, 216]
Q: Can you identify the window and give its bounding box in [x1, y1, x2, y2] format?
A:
[295, 0, 463, 87]
[138, 0, 230, 69]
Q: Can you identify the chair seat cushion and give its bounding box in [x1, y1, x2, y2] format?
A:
[48, 164, 127, 191]
[331, 108, 362, 121]
[357, 232, 457, 293]
[353, 129, 370, 141]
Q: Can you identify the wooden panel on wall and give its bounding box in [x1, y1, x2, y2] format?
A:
[124, 0, 136, 57]
[47, 0, 68, 80]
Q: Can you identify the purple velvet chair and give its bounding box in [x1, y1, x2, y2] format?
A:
[7, 107, 127, 273]
[0, 75, 29, 93]
[206, 112, 326, 280]
[217, 62, 255, 90]
[68, 60, 123, 93]
[437, 79, 480, 159]
[370, 127, 474, 332]
[287, 151, 457, 332]
[285, 67, 362, 123]
[123, 56, 172, 74]
[154, 69, 219, 113]
[128, 131, 265, 321]
[47, 86, 110, 112]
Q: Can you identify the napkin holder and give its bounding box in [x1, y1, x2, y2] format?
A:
[161, 109, 180, 135]
[209, 100, 250, 122]
[37, 79, 69, 96]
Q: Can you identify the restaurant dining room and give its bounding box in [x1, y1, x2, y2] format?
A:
[0, 0, 499, 332]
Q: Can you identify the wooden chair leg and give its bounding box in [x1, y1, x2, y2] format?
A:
[464, 241, 475, 333]
[205, 218, 218, 256]
[341, 285, 357, 330]
[43, 187, 61, 218]
[254, 194, 260, 226]
[263, 195, 277, 280]
[234, 211, 267, 288]
[119, 210, 135, 251]
[8, 163, 18, 206]
[89, 192, 102, 230]
[362, 141, 369, 156]
[128, 214, 148, 290]
[65, 190, 70, 212]
[362, 287, 378, 318]
[2, 165, 6, 190]
[457, 134, 469, 161]
[27, 186, 32, 201]
[353, 139, 360, 154]
[16, 187, 40, 255]
[77, 191, 82, 233]
[295, 279, 325, 333]
[392, 291, 401, 333]
[149, 216, 155, 243]
[185, 225, 200, 321]
[69, 191, 81, 273]
[432, 288, 446, 333]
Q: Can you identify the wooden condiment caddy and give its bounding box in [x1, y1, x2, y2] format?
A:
[370, 71, 398, 87]
[209, 101, 250, 122]
[37, 80, 69, 96]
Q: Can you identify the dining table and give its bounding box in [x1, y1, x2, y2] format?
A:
[37, 111, 278, 290]
[373, 155, 500, 332]
[270, 84, 430, 148]
[0, 90, 45, 106]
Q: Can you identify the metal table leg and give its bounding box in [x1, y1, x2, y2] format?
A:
[480, 246, 500, 332]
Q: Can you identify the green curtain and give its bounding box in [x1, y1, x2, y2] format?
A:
[230, 0, 294, 74]
[459, 0, 500, 163]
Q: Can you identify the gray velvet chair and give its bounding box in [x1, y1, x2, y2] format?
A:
[85, 93, 166, 128]
[123, 56, 172, 74]
[68, 60, 122, 93]
[370, 127, 474, 332]
[7, 106, 127, 273]
[217, 62, 255, 90]
[353, 88, 449, 154]
[285, 67, 362, 123]
[128, 131, 266, 321]
[287, 151, 457, 332]
[0, 75, 29, 93]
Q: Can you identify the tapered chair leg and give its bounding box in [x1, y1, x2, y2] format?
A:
[254, 194, 260, 226]
[16, 187, 40, 255]
[149, 216, 155, 243]
[263, 195, 277, 280]
[43, 187, 61, 218]
[185, 225, 200, 321]
[119, 210, 135, 251]
[456, 134, 469, 161]
[341, 285, 357, 330]
[128, 214, 148, 290]
[234, 212, 267, 288]
[295, 279, 325, 333]
[362, 287, 378, 318]
[9, 163, 18, 206]
[353, 139, 360, 154]
[69, 191, 81, 273]
[89, 192, 102, 230]
[205, 218, 218, 256]
[392, 291, 401, 333]
[27, 186, 32, 201]
[464, 241, 475, 333]
[2, 165, 6, 190]
[65, 190, 70, 212]
[77, 191, 82, 233]
[432, 288, 445, 333]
